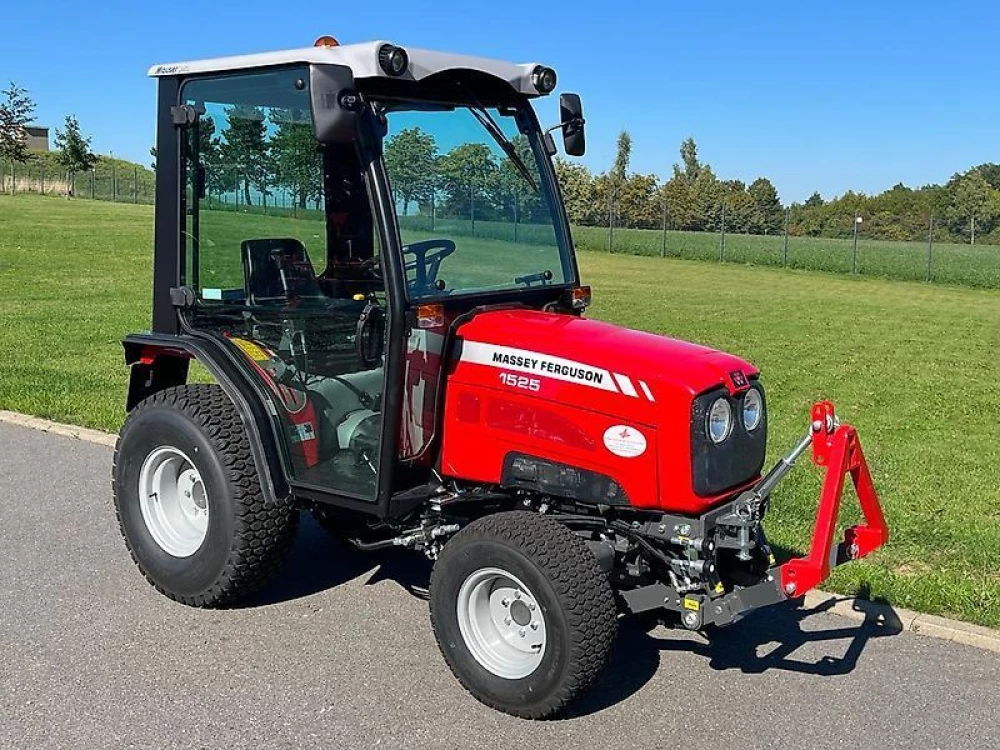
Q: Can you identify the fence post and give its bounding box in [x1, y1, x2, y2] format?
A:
[926, 214, 934, 282]
[783, 206, 790, 266]
[851, 212, 860, 274]
[112, 161, 117, 202]
[607, 190, 614, 253]
[719, 202, 727, 262]
[91, 168, 95, 199]
[134, 166, 138, 203]
[660, 195, 668, 258]
[41, 166, 45, 195]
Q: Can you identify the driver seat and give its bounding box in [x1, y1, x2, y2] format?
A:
[242, 238, 324, 305]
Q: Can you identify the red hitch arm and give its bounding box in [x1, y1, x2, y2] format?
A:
[778, 401, 889, 598]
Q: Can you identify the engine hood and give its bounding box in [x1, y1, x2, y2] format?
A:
[454, 309, 757, 411]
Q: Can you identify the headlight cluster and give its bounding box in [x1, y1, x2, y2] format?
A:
[706, 389, 764, 444]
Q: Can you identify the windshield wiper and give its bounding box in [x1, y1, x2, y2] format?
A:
[469, 106, 538, 192]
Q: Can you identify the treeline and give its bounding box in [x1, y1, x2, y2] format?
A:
[555, 133, 1000, 245]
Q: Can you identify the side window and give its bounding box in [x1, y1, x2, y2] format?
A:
[182, 69, 325, 301]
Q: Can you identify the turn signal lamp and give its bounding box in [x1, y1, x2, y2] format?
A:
[565, 286, 592, 310]
[416, 303, 445, 329]
[314, 35, 340, 47]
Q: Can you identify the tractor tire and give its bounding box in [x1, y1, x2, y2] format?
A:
[113, 384, 298, 607]
[429, 511, 617, 719]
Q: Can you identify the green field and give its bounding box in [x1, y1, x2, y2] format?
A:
[1, 193, 998, 628]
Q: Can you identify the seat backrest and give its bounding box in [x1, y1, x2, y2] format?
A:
[241, 238, 323, 305]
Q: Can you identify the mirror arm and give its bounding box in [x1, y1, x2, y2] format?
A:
[544, 116, 586, 136]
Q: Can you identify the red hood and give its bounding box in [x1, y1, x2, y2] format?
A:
[456, 309, 757, 399]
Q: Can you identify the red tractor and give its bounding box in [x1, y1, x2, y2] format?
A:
[114, 38, 888, 718]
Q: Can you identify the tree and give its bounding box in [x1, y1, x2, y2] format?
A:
[748, 177, 784, 234]
[803, 191, 824, 208]
[219, 105, 269, 206]
[946, 171, 1000, 242]
[269, 110, 321, 209]
[54, 115, 97, 182]
[611, 130, 632, 182]
[0, 82, 36, 165]
[555, 158, 597, 225]
[383, 127, 438, 215]
[437, 142, 498, 219]
[676, 137, 702, 183]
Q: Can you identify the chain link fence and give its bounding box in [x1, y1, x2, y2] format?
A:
[0, 160, 155, 204]
[4, 158, 1000, 289]
[577, 200, 1000, 289]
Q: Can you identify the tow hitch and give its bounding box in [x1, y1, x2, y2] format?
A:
[621, 401, 889, 628]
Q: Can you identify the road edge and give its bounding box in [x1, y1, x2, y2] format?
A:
[2, 409, 998, 654]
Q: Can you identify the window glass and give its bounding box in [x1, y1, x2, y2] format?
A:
[381, 105, 571, 300]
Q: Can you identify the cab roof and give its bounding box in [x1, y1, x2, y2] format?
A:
[148, 41, 547, 98]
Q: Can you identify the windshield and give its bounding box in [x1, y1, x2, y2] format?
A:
[379, 103, 572, 300]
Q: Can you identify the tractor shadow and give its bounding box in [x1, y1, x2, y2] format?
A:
[570, 584, 903, 718]
[247, 512, 432, 607]
[251, 517, 902, 720]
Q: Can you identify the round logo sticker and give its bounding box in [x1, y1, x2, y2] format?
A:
[603, 425, 647, 458]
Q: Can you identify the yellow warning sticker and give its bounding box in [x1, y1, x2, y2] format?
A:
[683, 597, 700, 611]
[230, 337, 270, 362]
[768, 553, 776, 565]
[714, 582, 725, 595]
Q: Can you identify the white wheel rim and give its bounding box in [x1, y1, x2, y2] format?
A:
[456, 567, 547, 679]
[138, 446, 209, 558]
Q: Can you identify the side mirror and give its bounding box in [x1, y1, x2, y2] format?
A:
[559, 93, 586, 157]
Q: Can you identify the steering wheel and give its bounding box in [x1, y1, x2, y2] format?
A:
[402, 239, 456, 294]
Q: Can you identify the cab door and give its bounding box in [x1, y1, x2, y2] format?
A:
[178, 67, 389, 503]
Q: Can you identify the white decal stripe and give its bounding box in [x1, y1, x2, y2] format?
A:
[639, 380, 655, 402]
[613, 373, 639, 398]
[461, 341, 620, 393]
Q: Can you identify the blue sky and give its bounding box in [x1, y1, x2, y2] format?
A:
[1, 1, 996, 203]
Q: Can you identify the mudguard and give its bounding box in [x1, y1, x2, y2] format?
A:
[122, 332, 290, 506]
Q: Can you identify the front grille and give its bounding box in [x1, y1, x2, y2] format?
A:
[689, 382, 767, 497]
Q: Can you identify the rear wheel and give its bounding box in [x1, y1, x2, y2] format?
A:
[429, 512, 617, 719]
[113, 384, 298, 607]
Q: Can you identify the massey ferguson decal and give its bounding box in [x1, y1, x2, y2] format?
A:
[461, 341, 655, 401]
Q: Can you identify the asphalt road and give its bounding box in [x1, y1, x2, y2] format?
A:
[1, 422, 997, 750]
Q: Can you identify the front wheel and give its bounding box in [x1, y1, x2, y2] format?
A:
[429, 512, 617, 719]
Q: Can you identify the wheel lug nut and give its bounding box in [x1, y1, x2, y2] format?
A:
[530, 621, 539, 630]
[501, 598, 510, 607]
[528, 603, 535, 611]
[518, 628, 525, 637]
[504, 617, 511, 626]
[514, 591, 521, 600]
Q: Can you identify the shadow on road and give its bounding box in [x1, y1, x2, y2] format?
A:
[571, 589, 903, 717]
[247, 513, 432, 607]
[250, 515, 901, 718]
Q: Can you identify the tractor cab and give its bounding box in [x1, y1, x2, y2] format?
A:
[138, 39, 587, 512]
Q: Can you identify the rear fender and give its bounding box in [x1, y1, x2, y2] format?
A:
[122, 332, 290, 505]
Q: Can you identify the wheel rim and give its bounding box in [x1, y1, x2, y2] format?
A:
[138, 446, 209, 558]
[456, 567, 547, 679]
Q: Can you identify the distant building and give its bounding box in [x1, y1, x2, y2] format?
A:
[25, 126, 49, 151]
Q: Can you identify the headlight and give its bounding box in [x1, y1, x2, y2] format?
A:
[743, 389, 763, 431]
[706, 398, 733, 444]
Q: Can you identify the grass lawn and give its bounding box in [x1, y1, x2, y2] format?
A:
[1, 193, 998, 627]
